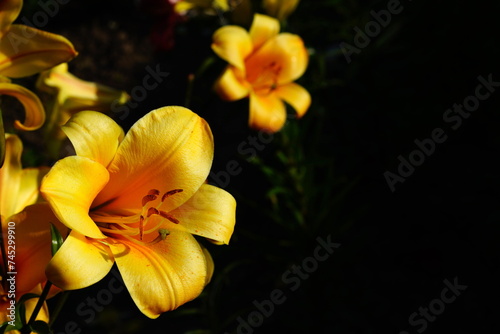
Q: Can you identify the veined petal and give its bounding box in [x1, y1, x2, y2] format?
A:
[46, 230, 114, 290]
[214, 66, 250, 101]
[0, 25, 77, 78]
[0, 0, 20, 37]
[7, 203, 70, 295]
[0, 82, 45, 130]
[245, 33, 308, 86]
[249, 13, 280, 51]
[94, 106, 214, 215]
[212, 25, 252, 70]
[0, 134, 22, 219]
[274, 82, 311, 118]
[41, 156, 109, 239]
[249, 91, 286, 133]
[168, 184, 236, 245]
[109, 231, 209, 318]
[62, 111, 125, 168]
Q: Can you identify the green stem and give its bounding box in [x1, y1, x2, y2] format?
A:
[48, 291, 70, 327]
[26, 281, 52, 327]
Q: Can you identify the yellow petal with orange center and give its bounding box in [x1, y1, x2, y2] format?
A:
[168, 184, 236, 245]
[245, 33, 308, 87]
[62, 110, 125, 168]
[94, 106, 214, 215]
[0, 25, 77, 78]
[249, 13, 280, 50]
[212, 25, 252, 71]
[274, 82, 311, 118]
[46, 230, 114, 290]
[7, 203, 69, 295]
[0, 0, 21, 37]
[249, 91, 286, 133]
[0, 82, 45, 130]
[41, 156, 109, 239]
[214, 66, 250, 101]
[109, 231, 209, 318]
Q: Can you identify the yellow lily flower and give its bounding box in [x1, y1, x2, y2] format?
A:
[36, 63, 130, 139]
[175, 0, 230, 15]
[262, 0, 300, 21]
[41, 106, 236, 318]
[0, 134, 68, 330]
[0, 0, 77, 79]
[0, 0, 77, 132]
[212, 13, 310, 132]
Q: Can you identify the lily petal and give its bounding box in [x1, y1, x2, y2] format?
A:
[110, 231, 209, 318]
[274, 82, 311, 118]
[0, 25, 77, 78]
[16, 166, 50, 210]
[245, 33, 308, 86]
[0, 134, 22, 219]
[94, 106, 214, 215]
[249, 13, 280, 50]
[41, 156, 109, 239]
[0, 82, 45, 130]
[212, 25, 252, 70]
[249, 91, 286, 133]
[168, 184, 236, 245]
[201, 245, 214, 285]
[7, 203, 69, 295]
[214, 66, 250, 101]
[46, 230, 114, 290]
[62, 111, 125, 168]
[0, 0, 21, 37]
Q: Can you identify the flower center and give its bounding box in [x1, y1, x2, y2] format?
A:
[92, 188, 183, 246]
[246, 60, 282, 92]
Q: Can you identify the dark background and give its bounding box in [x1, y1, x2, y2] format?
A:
[16, 0, 500, 333]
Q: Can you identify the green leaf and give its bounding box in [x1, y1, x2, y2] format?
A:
[50, 223, 64, 256]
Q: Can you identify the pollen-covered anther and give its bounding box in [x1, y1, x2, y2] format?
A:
[142, 194, 157, 206]
[161, 189, 183, 202]
[147, 207, 159, 217]
[159, 210, 179, 224]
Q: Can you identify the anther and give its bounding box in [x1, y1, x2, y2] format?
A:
[139, 215, 144, 240]
[142, 194, 157, 207]
[161, 189, 183, 202]
[148, 189, 160, 196]
[147, 207, 159, 217]
[159, 210, 179, 224]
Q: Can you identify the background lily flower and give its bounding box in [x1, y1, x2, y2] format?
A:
[175, 0, 229, 16]
[41, 106, 236, 318]
[36, 63, 130, 142]
[212, 13, 310, 132]
[262, 0, 300, 21]
[0, 0, 77, 79]
[0, 133, 68, 330]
